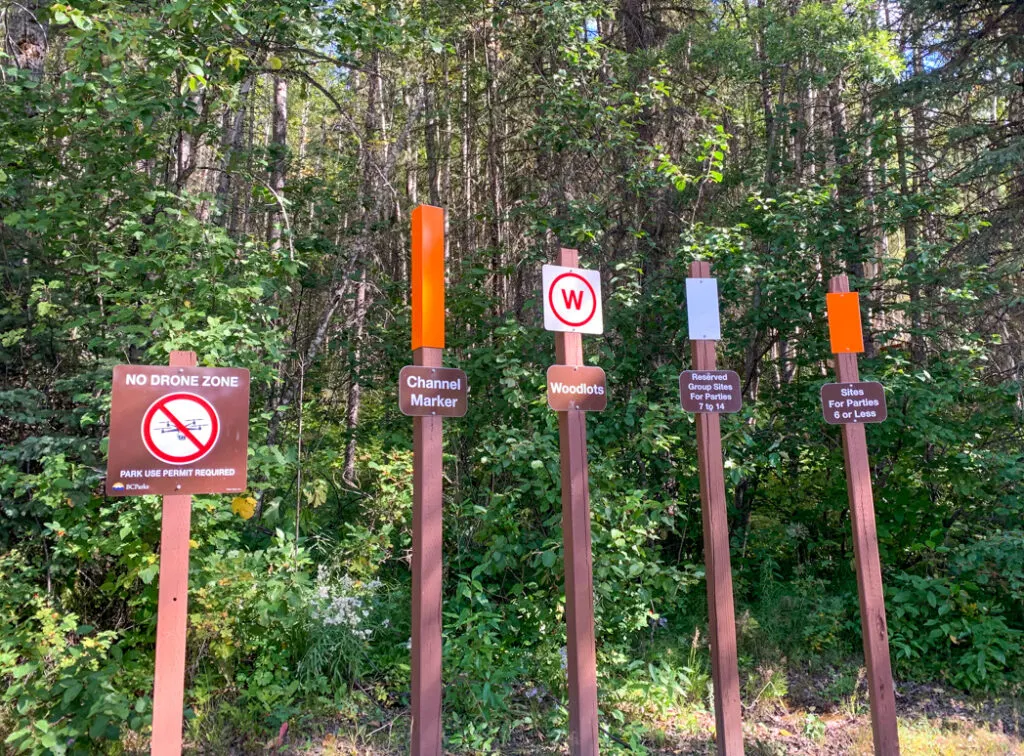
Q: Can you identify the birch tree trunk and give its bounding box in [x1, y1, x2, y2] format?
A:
[268, 75, 288, 251]
[343, 269, 368, 483]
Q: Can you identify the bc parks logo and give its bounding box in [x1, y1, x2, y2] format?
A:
[111, 481, 149, 492]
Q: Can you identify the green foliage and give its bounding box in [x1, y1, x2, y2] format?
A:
[802, 712, 827, 743]
[888, 533, 1024, 691]
[2, 0, 1023, 751]
[0, 576, 142, 754]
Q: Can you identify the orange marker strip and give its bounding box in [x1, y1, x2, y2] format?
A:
[412, 205, 445, 350]
[826, 292, 865, 354]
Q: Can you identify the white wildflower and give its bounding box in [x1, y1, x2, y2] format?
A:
[310, 567, 383, 640]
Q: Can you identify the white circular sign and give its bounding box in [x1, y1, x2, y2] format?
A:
[141, 392, 220, 464]
[542, 264, 603, 334]
[549, 271, 597, 328]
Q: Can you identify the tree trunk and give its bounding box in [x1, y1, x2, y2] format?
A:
[424, 75, 441, 206]
[343, 269, 369, 484]
[4, 0, 47, 79]
[268, 75, 288, 250]
[461, 40, 474, 256]
[896, 22, 926, 365]
[484, 22, 504, 305]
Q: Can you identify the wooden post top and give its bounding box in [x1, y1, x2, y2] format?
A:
[829, 274, 850, 293]
[169, 350, 198, 367]
[558, 247, 579, 267]
[689, 260, 712, 278]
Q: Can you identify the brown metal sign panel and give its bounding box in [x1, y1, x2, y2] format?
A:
[679, 370, 742, 414]
[106, 364, 250, 496]
[821, 381, 887, 424]
[547, 365, 607, 412]
[399, 366, 468, 417]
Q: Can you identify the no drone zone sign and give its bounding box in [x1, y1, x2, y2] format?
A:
[106, 365, 250, 496]
[542, 264, 603, 335]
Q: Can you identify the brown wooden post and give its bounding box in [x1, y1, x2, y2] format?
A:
[410, 205, 446, 756]
[688, 262, 744, 755]
[828, 275, 900, 755]
[411, 347, 443, 756]
[554, 247, 600, 756]
[150, 349, 197, 756]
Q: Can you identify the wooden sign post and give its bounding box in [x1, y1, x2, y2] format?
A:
[685, 262, 744, 755]
[105, 353, 250, 755]
[151, 350, 196, 755]
[545, 248, 601, 755]
[825, 275, 900, 755]
[409, 204, 447, 756]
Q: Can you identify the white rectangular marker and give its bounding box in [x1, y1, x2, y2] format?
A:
[542, 264, 604, 335]
[686, 277, 721, 341]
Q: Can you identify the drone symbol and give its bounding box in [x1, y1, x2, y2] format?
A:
[154, 418, 208, 442]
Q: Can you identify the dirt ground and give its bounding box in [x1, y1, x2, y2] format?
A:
[200, 669, 1022, 755]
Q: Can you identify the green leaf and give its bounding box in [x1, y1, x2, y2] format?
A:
[12, 663, 36, 679]
[139, 564, 159, 584]
[61, 680, 83, 707]
[69, 10, 93, 30]
[89, 715, 109, 739]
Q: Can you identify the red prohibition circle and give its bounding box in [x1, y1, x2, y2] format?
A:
[548, 272, 597, 327]
[141, 392, 220, 465]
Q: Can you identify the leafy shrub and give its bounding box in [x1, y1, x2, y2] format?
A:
[888, 568, 1023, 690]
[0, 587, 144, 754]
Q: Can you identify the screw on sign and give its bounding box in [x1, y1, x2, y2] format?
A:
[142, 393, 220, 464]
[543, 264, 603, 335]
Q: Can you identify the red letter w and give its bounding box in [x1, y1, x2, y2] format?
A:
[561, 289, 585, 309]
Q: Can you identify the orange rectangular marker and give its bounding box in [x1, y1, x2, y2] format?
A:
[412, 205, 445, 350]
[826, 292, 865, 354]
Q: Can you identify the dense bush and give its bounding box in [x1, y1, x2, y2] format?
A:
[2, 0, 1022, 751]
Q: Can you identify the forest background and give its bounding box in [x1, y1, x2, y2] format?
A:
[1, 0, 1023, 753]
